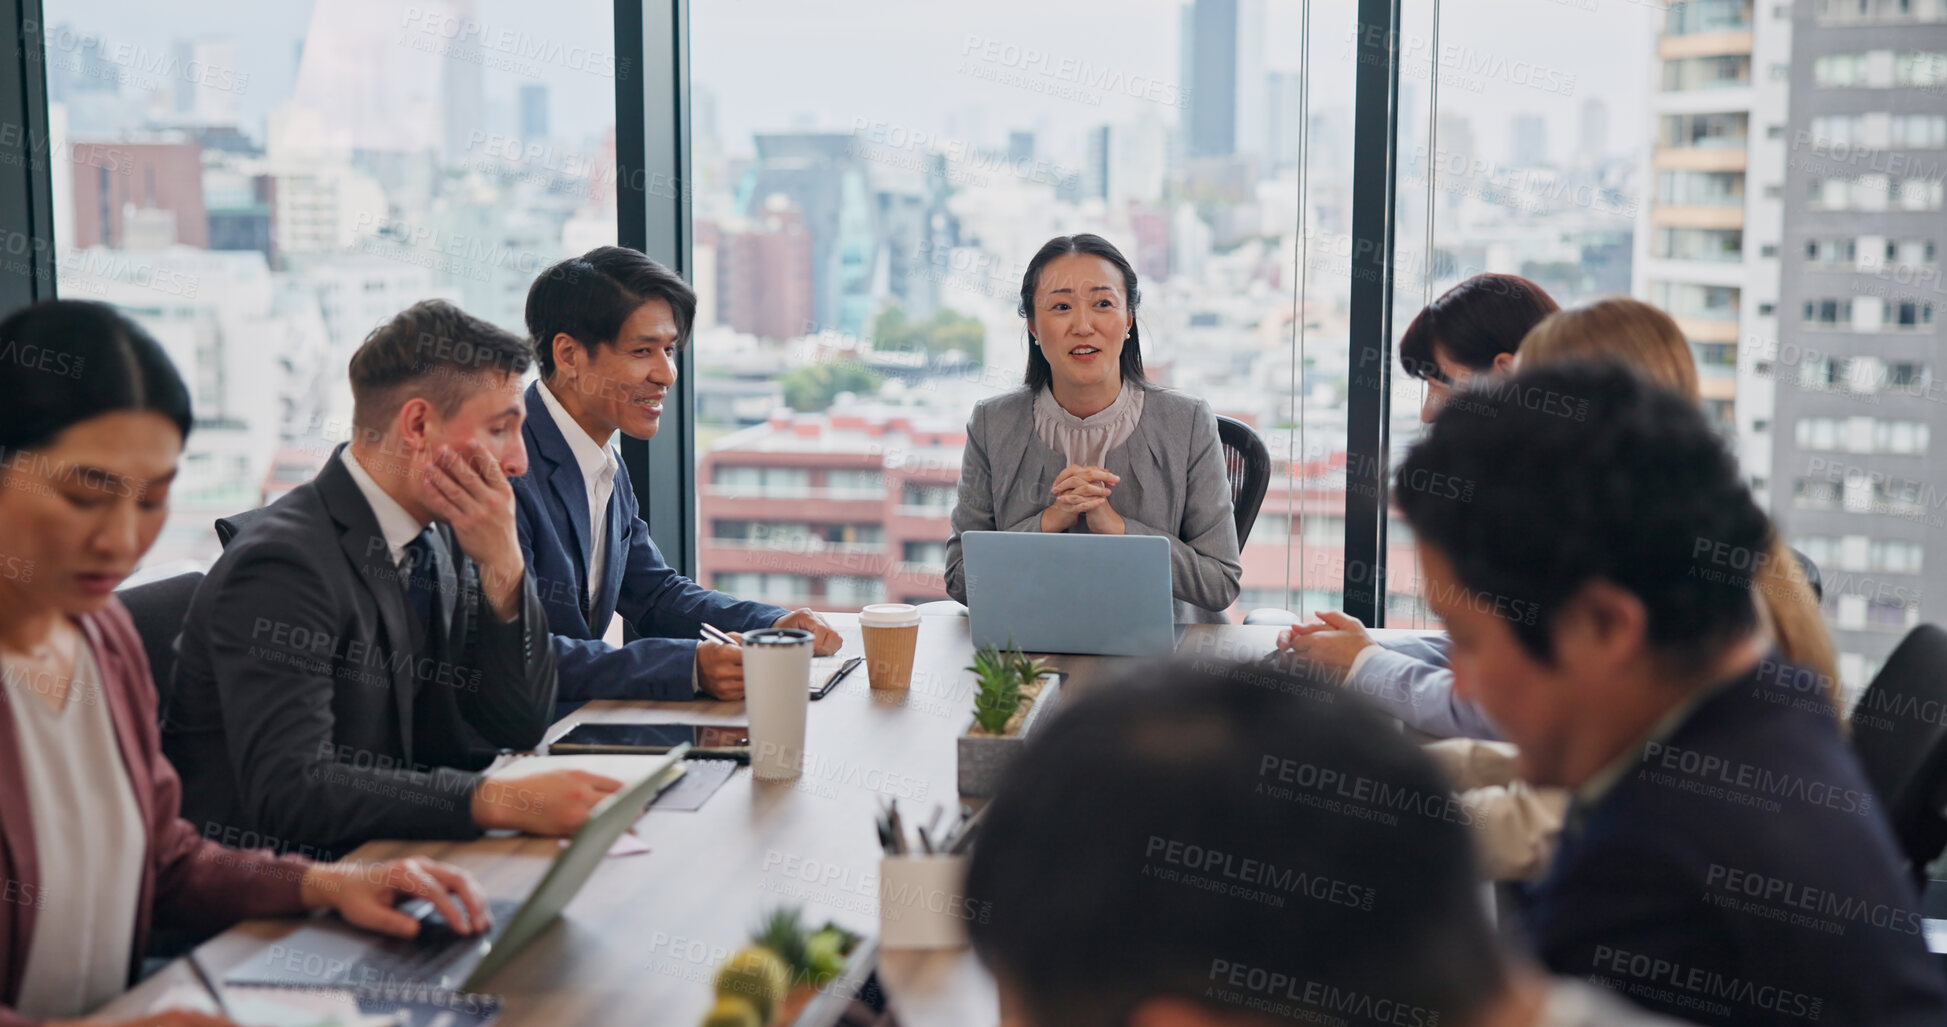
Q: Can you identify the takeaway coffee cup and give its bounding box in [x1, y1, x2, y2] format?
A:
[742, 628, 813, 779]
[860, 603, 921, 690]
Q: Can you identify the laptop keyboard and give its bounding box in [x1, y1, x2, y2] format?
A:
[342, 897, 524, 987]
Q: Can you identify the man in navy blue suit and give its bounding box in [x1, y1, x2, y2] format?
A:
[1394, 361, 1947, 1027]
[514, 247, 839, 702]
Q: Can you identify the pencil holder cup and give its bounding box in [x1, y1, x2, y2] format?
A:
[878, 854, 980, 949]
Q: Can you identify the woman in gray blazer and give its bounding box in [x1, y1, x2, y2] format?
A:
[945, 234, 1241, 623]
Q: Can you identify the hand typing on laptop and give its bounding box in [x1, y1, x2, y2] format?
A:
[299, 856, 492, 939]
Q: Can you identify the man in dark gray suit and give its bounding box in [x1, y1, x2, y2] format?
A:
[165, 300, 621, 858]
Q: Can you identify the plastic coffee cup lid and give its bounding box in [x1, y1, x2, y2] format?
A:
[859, 603, 921, 627]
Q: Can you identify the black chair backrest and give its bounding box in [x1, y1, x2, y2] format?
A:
[1791, 547, 1823, 602]
[215, 506, 271, 548]
[115, 571, 204, 715]
[1215, 415, 1271, 548]
[1850, 623, 1947, 875]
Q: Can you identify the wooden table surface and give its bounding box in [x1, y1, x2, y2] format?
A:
[105, 618, 1319, 1026]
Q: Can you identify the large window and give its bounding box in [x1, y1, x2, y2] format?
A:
[1384, 0, 1653, 626]
[18, 2, 1944, 694]
[689, 0, 1356, 619]
[44, 0, 619, 578]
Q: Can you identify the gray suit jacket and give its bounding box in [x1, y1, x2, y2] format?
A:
[1346, 633, 1503, 740]
[945, 385, 1242, 622]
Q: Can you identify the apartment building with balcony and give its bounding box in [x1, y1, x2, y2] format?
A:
[1635, 0, 1788, 491]
[698, 407, 966, 612]
[699, 407, 1423, 624]
[1771, 0, 1947, 691]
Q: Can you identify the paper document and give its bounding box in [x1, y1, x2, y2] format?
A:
[486, 754, 687, 818]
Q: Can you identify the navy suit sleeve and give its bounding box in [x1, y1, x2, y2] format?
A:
[515, 475, 786, 702]
[548, 634, 702, 702]
[613, 506, 789, 642]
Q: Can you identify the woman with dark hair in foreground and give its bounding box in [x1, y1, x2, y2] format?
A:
[0, 301, 490, 1027]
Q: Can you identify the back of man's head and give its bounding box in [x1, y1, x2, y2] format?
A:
[1396, 359, 1771, 673]
[525, 245, 697, 379]
[965, 660, 1505, 1027]
[348, 299, 532, 438]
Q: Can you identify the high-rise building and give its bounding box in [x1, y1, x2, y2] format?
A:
[1768, 0, 1947, 692]
[1085, 125, 1110, 201]
[68, 140, 209, 249]
[171, 37, 240, 127]
[1088, 116, 1171, 209]
[740, 133, 878, 335]
[1182, 0, 1267, 161]
[1511, 113, 1548, 167]
[1633, 0, 1782, 471]
[289, 0, 441, 157]
[717, 197, 815, 341]
[440, 0, 485, 166]
[1579, 96, 1611, 160]
[1267, 70, 1305, 170]
[519, 83, 549, 142]
[1007, 130, 1034, 165]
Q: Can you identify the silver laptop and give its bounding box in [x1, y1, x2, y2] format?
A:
[962, 531, 1178, 657]
[224, 745, 690, 994]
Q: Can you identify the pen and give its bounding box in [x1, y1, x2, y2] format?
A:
[186, 949, 235, 1022]
[817, 656, 863, 696]
[947, 803, 991, 855]
[700, 623, 739, 647]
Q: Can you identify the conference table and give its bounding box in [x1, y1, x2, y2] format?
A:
[105, 616, 1345, 1026]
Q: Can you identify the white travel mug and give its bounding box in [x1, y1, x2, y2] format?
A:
[742, 628, 813, 780]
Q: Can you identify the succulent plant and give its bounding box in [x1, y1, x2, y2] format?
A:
[700, 995, 763, 1027]
[751, 905, 810, 975]
[712, 947, 787, 1023]
[969, 642, 1033, 734]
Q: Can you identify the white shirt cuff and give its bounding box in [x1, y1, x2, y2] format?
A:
[1346, 642, 1382, 682]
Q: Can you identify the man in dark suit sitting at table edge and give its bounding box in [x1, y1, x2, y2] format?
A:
[515, 245, 839, 706]
[165, 300, 623, 858]
[1392, 360, 1947, 1026]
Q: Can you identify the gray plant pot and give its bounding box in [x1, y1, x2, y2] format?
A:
[956, 673, 1064, 799]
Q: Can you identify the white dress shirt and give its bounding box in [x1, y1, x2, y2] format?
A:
[536, 380, 620, 602]
[342, 448, 431, 567]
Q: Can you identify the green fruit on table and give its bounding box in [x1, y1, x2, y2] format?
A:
[714, 946, 789, 1022]
[700, 994, 763, 1027]
[804, 929, 846, 987]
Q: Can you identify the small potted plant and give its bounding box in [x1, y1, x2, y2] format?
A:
[703, 906, 868, 1027]
[956, 643, 1063, 798]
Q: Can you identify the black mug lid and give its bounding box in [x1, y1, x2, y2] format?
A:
[743, 628, 813, 647]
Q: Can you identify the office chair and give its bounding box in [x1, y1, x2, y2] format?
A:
[115, 571, 204, 714]
[1849, 623, 1947, 884]
[215, 506, 271, 547]
[1791, 547, 1823, 602]
[1215, 415, 1270, 547]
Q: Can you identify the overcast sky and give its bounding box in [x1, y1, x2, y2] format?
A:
[58, 0, 1654, 167]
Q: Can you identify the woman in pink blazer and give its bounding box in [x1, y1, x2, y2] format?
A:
[0, 301, 491, 1027]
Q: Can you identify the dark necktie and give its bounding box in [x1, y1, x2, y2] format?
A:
[401, 529, 441, 649]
